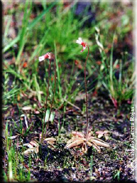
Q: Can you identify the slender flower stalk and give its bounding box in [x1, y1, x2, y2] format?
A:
[39, 52, 56, 140]
[76, 37, 90, 139]
[85, 46, 90, 140]
[45, 60, 51, 112]
[48, 56, 57, 123]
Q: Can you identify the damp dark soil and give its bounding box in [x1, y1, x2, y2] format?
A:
[2, 93, 135, 182]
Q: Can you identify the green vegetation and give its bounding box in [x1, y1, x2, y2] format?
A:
[3, 1, 134, 181]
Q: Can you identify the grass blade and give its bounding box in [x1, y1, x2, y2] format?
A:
[3, 1, 57, 53]
[16, 0, 31, 65]
[54, 41, 62, 99]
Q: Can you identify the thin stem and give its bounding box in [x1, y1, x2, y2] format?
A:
[85, 46, 90, 139]
[45, 60, 51, 110]
[48, 58, 57, 123]
[42, 60, 51, 141]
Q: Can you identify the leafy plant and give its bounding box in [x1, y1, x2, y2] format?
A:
[65, 131, 109, 154]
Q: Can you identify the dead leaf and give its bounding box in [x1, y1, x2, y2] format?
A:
[22, 148, 38, 156]
[96, 130, 110, 140]
[92, 142, 101, 153]
[20, 114, 29, 129]
[22, 106, 32, 111]
[65, 139, 84, 149]
[44, 137, 56, 146]
[8, 134, 20, 140]
[22, 141, 39, 155]
[91, 138, 110, 148]
[72, 131, 84, 138]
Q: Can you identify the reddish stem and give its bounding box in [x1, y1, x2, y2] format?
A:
[85, 46, 90, 139]
[45, 60, 51, 110]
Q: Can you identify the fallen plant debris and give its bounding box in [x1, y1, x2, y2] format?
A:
[95, 130, 110, 140]
[65, 131, 110, 154]
[22, 140, 39, 156]
[39, 133, 56, 148]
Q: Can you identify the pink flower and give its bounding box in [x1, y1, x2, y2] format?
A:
[39, 52, 55, 62]
[76, 37, 87, 52]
